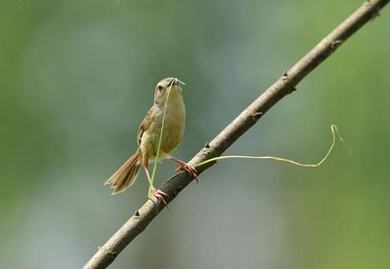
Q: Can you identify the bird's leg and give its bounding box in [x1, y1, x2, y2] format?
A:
[168, 156, 198, 182]
[143, 164, 168, 205]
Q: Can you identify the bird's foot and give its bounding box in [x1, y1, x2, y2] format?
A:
[151, 188, 169, 206]
[175, 161, 198, 182]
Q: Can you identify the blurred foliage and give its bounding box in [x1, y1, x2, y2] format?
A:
[0, 0, 389, 268]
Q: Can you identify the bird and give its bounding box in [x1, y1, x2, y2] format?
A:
[105, 77, 197, 203]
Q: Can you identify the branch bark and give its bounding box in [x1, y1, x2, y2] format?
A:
[83, 1, 389, 268]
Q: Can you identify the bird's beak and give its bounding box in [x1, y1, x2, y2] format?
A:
[173, 78, 186, 86]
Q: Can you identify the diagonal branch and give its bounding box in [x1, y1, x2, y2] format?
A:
[83, 1, 389, 268]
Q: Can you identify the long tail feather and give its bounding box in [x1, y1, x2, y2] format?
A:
[105, 150, 141, 194]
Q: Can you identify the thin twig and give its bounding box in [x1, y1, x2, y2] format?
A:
[83, 1, 389, 268]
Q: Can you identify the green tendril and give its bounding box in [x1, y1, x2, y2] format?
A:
[147, 85, 172, 197]
[194, 124, 346, 169]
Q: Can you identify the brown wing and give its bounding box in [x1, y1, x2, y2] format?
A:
[137, 106, 156, 146]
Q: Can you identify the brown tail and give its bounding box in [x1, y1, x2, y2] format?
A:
[105, 150, 142, 194]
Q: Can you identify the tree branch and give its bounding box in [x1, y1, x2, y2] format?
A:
[83, 1, 389, 268]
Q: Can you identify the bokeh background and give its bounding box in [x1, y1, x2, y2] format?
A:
[0, 0, 389, 268]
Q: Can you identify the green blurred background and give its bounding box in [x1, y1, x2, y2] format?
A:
[0, 0, 389, 268]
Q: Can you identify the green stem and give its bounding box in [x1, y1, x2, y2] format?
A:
[147, 86, 172, 197]
[195, 124, 343, 169]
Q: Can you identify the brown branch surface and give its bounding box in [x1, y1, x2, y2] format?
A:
[83, 1, 389, 268]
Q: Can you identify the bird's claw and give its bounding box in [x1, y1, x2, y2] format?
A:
[176, 163, 198, 182]
[151, 188, 169, 206]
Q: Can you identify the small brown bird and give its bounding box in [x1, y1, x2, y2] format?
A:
[105, 77, 197, 203]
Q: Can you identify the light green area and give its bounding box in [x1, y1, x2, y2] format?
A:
[0, 1, 389, 268]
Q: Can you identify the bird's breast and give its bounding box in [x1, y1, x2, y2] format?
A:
[161, 99, 185, 154]
[139, 97, 185, 162]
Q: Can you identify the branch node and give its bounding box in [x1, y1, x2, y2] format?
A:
[282, 71, 289, 80]
[288, 87, 297, 94]
[108, 250, 118, 258]
[252, 112, 263, 120]
[365, 0, 372, 5]
[197, 147, 212, 160]
[134, 210, 140, 217]
[204, 143, 210, 149]
[365, 1, 381, 19]
[330, 40, 343, 50]
[371, 8, 381, 19]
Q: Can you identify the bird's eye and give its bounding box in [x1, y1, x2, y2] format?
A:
[157, 85, 164, 92]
